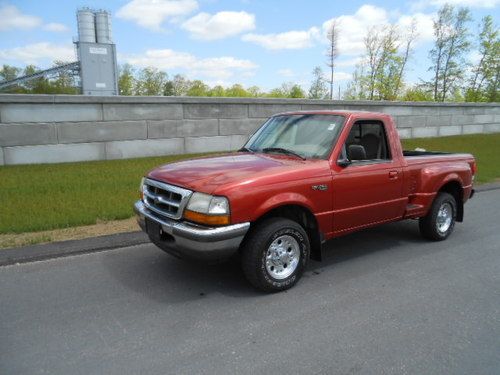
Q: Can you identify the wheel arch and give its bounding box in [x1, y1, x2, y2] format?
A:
[437, 179, 464, 222]
[249, 203, 323, 261]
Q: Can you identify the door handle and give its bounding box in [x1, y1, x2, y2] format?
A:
[389, 170, 399, 179]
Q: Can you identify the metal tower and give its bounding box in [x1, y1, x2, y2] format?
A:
[0, 8, 119, 95]
[76, 8, 118, 95]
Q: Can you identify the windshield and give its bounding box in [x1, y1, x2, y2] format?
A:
[243, 114, 345, 159]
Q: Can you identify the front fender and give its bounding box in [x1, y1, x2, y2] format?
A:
[251, 192, 316, 221]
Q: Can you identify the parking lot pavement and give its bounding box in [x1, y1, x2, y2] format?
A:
[1, 190, 499, 375]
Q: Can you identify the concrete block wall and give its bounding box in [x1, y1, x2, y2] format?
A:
[0, 94, 498, 165]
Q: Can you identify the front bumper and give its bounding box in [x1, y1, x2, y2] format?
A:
[134, 200, 250, 261]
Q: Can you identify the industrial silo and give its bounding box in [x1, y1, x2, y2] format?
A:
[76, 9, 96, 43]
[76, 8, 118, 95]
[95, 10, 112, 44]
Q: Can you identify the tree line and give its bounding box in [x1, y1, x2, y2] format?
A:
[0, 62, 308, 98]
[340, 7, 498, 102]
[1, 4, 498, 102]
[117, 64, 307, 98]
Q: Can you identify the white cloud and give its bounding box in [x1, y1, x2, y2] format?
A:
[43, 22, 69, 33]
[468, 50, 482, 65]
[242, 27, 320, 50]
[323, 5, 389, 56]
[182, 11, 255, 40]
[333, 72, 352, 81]
[0, 4, 42, 31]
[322, 5, 437, 57]
[0, 42, 75, 65]
[336, 57, 363, 67]
[122, 49, 258, 80]
[277, 68, 295, 77]
[116, 0, 198, 31]
[397, 13, 435, 44]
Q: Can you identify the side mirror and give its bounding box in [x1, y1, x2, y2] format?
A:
[337, 158, 351, 168]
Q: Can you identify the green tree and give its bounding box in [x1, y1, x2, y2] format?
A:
[186, 80, 209, 96]
[343, 64, 369, 100]
[247, 85, 262, 97]
[465, 16, 499, 102]
[0, 64, 23, 93]
[365, 25, 402, 100]
[308, 66, 328, 99]
[289, 84, 306, 98]
[0, 64, 21, 81]
[23, 65, 52, 94]
[118, 64, 135, 95]
[225, 84, 250, 97]
[168, 74, 190, 96]
[50, 61, 79, 94]
[163, 80, 174, 96]
[346, 22, 417, 101]
[208, 85, 226, 97]
[135, 67, 167, 96]
[267, 82, 290, 98]
[267, 88, 286, 98]
[427, 4, 472, 101]
[267, 82, 305, 98]
[402, 86, 434, 101]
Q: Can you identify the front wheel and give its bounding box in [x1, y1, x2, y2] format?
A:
[419, 192, 457, 241]
[241, 218, 310, 292]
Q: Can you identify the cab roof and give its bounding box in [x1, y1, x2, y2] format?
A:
[273, 109, 391, 119]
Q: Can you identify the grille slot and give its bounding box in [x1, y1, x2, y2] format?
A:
[142, 179, 192, 220]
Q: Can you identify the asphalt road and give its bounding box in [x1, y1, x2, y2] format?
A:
[1, 190, 499, 375]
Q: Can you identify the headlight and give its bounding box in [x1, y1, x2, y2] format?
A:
[185, 192, 230, 226]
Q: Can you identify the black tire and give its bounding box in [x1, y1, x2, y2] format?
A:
[241, 217, 310, 292]
[419, 192, 457, 241]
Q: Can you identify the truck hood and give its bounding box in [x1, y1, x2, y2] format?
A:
[147, 152, 330, 194]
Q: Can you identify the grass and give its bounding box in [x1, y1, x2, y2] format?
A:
[0, 152, 214, 234]
[1, 133, 499, 235]
[401, 133, 500, 184]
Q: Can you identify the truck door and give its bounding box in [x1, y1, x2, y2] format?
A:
[331, 120, 405, 233]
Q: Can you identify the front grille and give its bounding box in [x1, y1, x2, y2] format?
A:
[142, 178, 192, 220]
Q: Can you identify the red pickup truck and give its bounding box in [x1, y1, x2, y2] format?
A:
[134, 111, 476, 292]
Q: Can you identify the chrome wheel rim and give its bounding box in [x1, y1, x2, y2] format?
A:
[265, 235, 300, 280]
[436, 202, 453, 234]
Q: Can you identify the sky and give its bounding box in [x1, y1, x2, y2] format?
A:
[0, 0, 498, 93]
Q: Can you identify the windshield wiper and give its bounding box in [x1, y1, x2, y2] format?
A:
[238, 147, 254, 153]
[262, 147, 306, 160]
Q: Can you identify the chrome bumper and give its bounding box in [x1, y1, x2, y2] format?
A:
[134, 200, 250, 261]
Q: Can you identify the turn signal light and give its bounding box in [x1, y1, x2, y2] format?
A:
[471, 161, 477, 175]
[184, 210, 230, 226]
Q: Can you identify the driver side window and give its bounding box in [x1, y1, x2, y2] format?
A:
[343, 121, 391, 162]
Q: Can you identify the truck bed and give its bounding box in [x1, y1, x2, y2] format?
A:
[402, 150, 474, 166]
[403, 150, 452, 157]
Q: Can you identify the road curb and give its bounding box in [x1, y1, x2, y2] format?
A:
[475, 182, 500, 192]
[1, 182, 499, 267]
[0, 231, 149, 266]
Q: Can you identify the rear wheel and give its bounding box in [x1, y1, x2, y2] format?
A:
[419, 192, 457, 241]
[241, 218, 310, 292]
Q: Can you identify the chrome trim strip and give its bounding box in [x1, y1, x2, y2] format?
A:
[143, 198, 176, 218]
[144, 178, 192, 197]
[143, 189, 180, 208]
